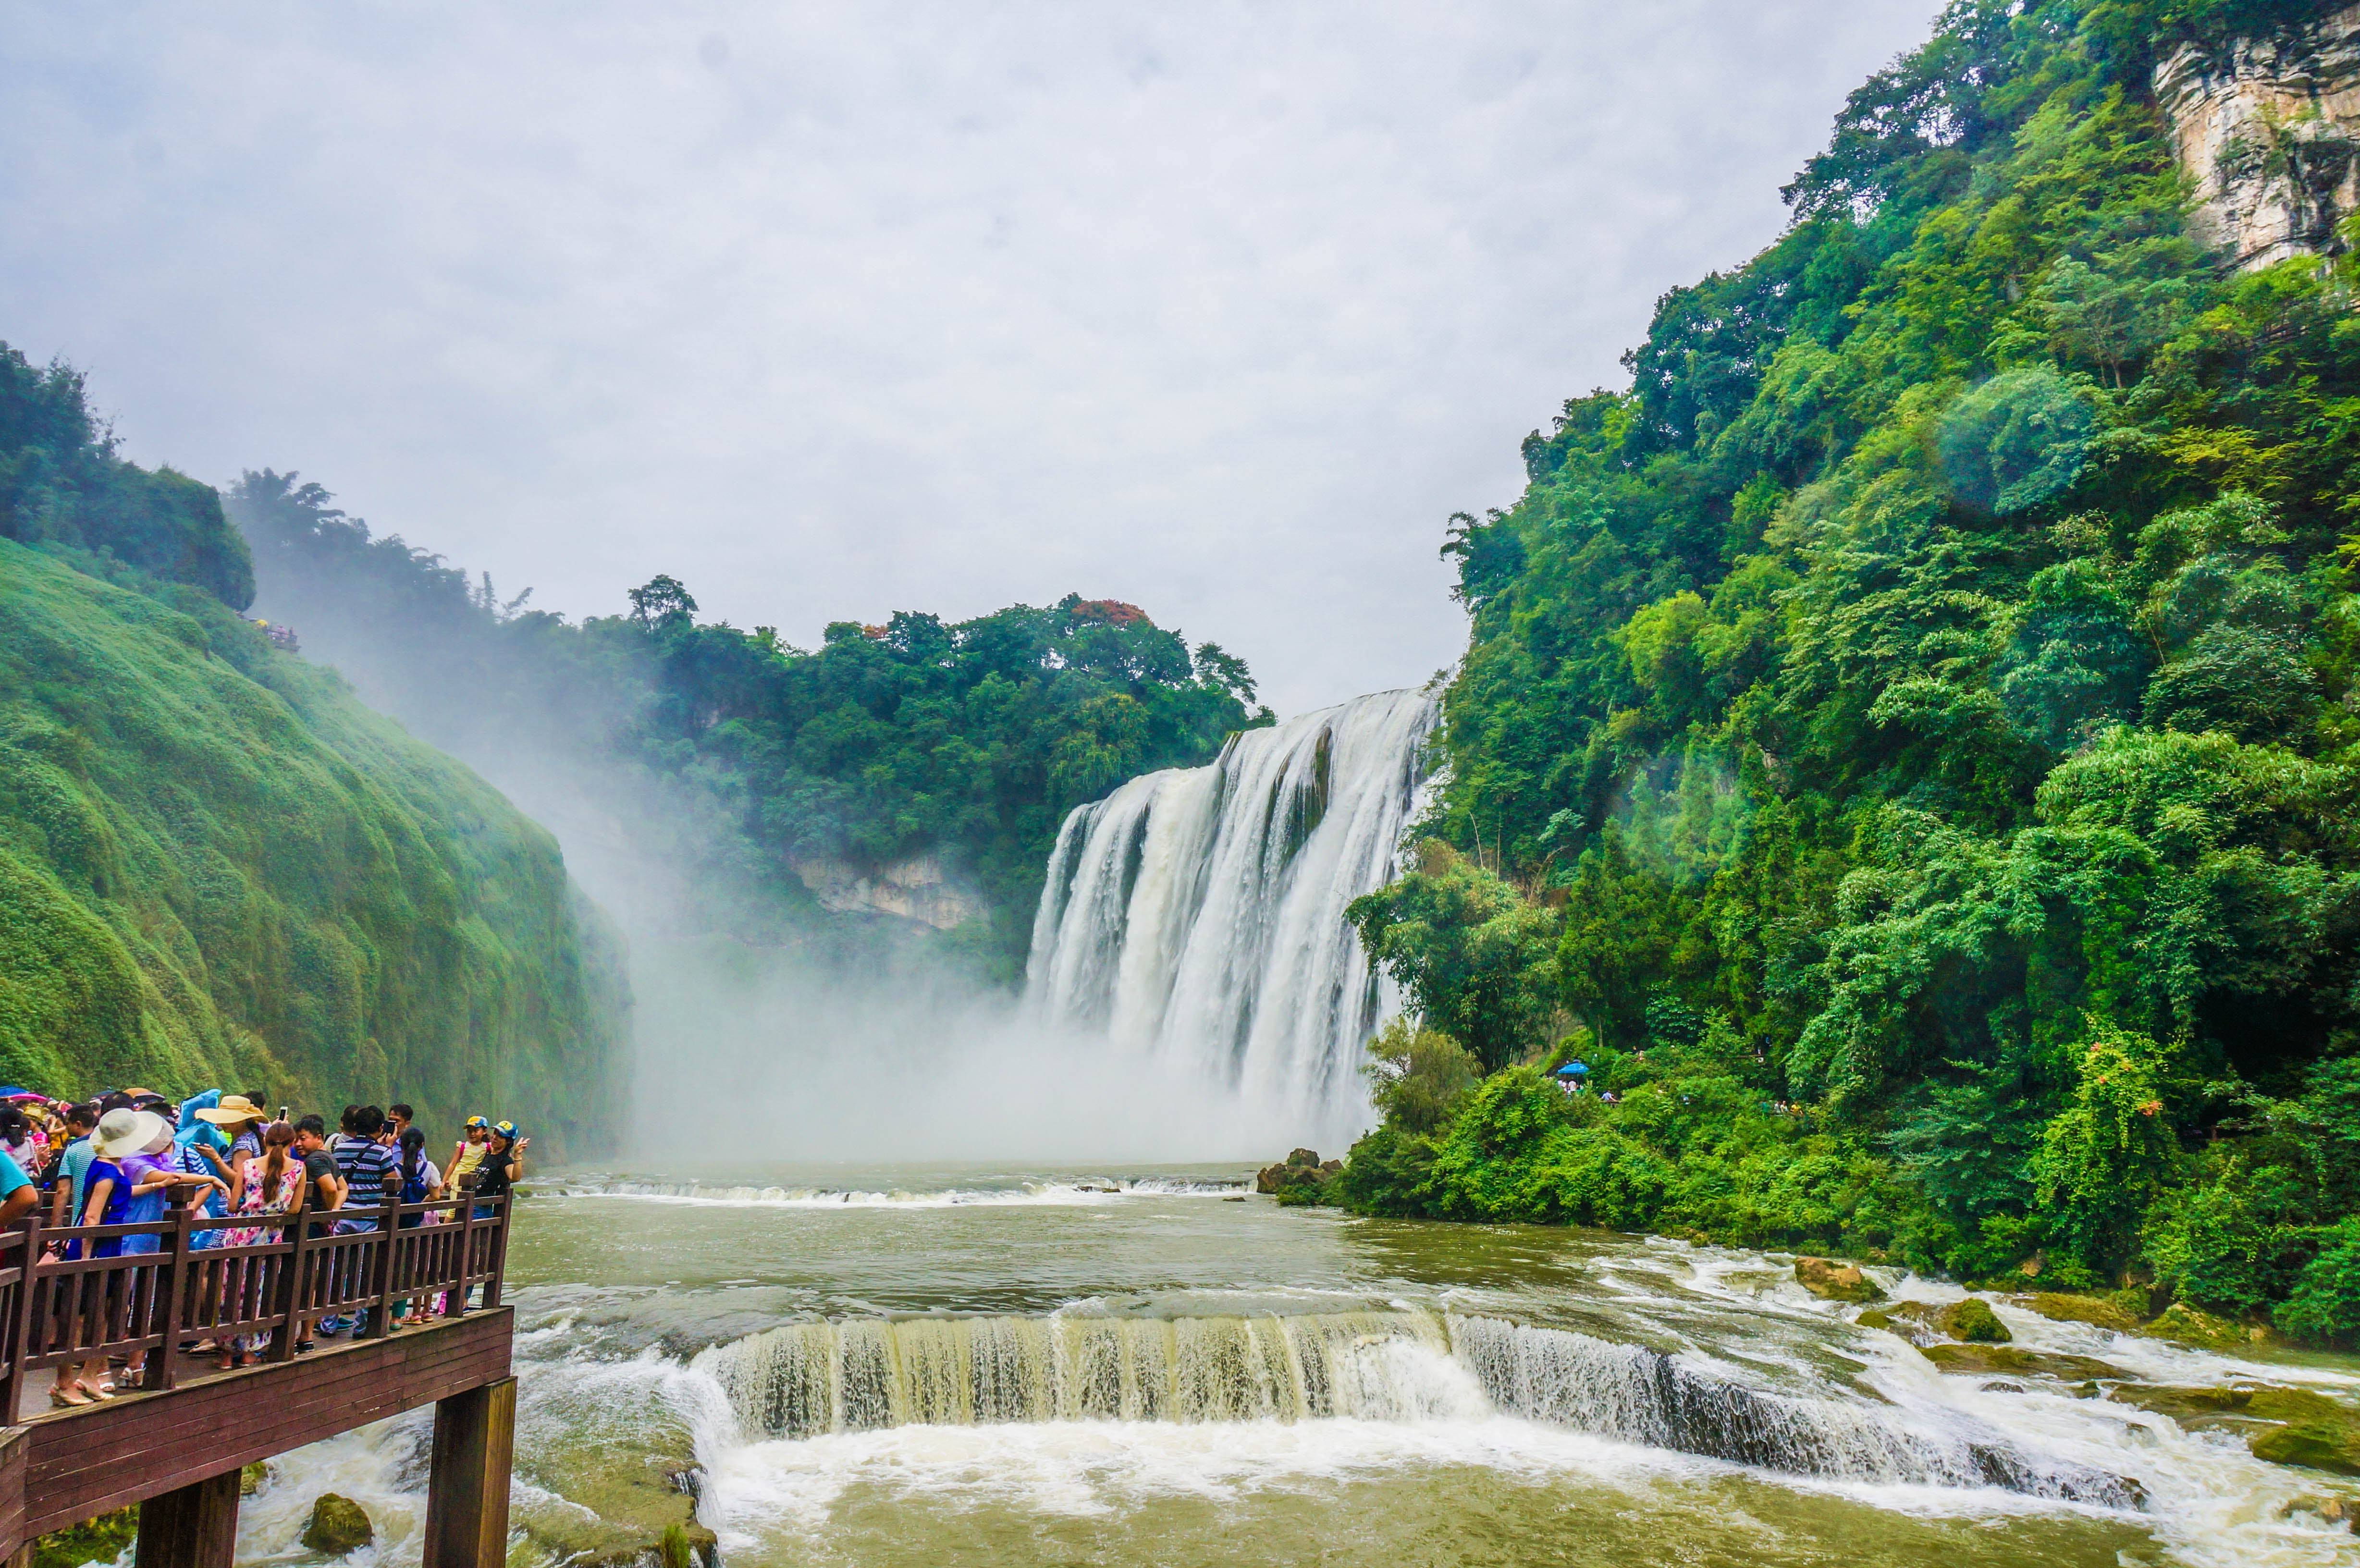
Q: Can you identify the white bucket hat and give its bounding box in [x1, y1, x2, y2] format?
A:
[91, 1107, 167, 1159]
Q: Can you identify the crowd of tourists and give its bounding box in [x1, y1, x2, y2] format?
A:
[0, 1088, 528, 1405]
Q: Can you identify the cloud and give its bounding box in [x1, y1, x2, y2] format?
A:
[0, 0, 1934, 714]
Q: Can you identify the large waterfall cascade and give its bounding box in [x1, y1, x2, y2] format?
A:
[1025, 686, 1440, 1142]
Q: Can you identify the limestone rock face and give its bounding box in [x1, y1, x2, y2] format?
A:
[787, 851, 986, 931]
[1793, 1256, 1885, 1303]
[300, 1494, 373, 1556]
[2157, 5, 2360, 269]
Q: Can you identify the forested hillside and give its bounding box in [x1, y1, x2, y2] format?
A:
[1338, 0, 2360, 1342]
[0, 350, 625, 1153]
[229, 473, 1265, 979]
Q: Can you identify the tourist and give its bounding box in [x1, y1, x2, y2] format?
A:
[450, 1115, 490, 1191]
[292, 1117, 345, 1352]
[45, 1102, 97, 1229]
[387, 1103, 414, 1143]
[217, 1122, 305, 1370]
[331, 1107, 399, 1221]
[58, 1108, 164, 1404]
[0, 1135, 35, 1230]
[391, 1127, 444, 1327]
[474, 1123, 525, 1219]
[315, 1107, 397, 1336]
[195, 1095, 268, 1200]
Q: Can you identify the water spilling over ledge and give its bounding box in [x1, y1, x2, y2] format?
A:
[1026, 687, 1440, 1147]
[691, 1307, 2141, 1509]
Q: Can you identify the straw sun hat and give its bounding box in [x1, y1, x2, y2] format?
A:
[91, 1108, 168, 1159]
[194, 1095, 265, 1126]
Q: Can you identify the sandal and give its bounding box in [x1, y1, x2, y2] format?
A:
[49, 1386, 91, 1409]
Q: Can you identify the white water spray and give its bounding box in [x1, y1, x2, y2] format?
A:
[1025, 687, 1439, 1148]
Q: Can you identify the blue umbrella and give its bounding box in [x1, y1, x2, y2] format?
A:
[1553, 1061, 1589, 1078]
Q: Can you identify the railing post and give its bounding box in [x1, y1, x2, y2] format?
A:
[2, 1208, 39, 1427]
[445, 1176, 476, 1318]
[481, 1195, 508, 1311]
[144, 1190, 191, 1392]
[365, 1182, 398, 1339]
[267, 1198, 315, 1363]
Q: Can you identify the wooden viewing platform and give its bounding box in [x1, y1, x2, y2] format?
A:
[0, 1180, 516, 1568]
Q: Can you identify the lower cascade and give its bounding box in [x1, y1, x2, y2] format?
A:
[1024, 686, 1440, 1146]
[691, 1309, 2140, 1508]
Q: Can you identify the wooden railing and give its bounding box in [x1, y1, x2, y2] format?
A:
[0, 1178, 510, 1424]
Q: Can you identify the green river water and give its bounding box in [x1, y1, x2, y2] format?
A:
[222, 1164, 2360, 1568]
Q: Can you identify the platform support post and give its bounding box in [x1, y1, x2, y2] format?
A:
[133, 1467, 240, 1568]
[422, 1375, 514, 1568]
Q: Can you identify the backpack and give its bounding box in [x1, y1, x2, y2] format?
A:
[400, 1159, 430, 1205]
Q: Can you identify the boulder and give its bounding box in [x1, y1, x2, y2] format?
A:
[1941, 1298, 2013, 1344]
[2104, 1377, 2360, 1475]
[1287, 1149, 1322, 1169]
[1921, 1343, 2123, 1381]
[1794, 1256, 1886, 1304]
[2017, 1292, 2139, 1334]
[1318, 1160, 1343, 1176]
[2245, 1386, 2360, 1476]
[1254, 1165, 1289, 1194]
[2139, 1301, 2262, 1350]
[301, 1494, 373, 1556]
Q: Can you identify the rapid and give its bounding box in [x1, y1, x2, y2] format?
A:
[240, 1164, 2360, 1567]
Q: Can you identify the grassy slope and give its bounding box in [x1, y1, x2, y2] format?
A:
[0, 539, 625, 1154]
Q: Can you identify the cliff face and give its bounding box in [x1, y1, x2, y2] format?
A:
[2158, 5, 2360, 268]
[0, 540, 627, 1155]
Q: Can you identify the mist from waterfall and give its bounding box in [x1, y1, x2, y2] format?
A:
[1025, 686, 1440, 1151]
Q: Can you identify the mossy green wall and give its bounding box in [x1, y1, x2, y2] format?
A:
[0, 539, 625, 1154]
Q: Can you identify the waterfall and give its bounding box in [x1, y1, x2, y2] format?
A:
[1024, 687, 1440, 1142]
[690, 1308, 2140, 1508]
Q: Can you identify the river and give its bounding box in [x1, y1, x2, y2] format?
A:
[231, 1163, 2360, 1568]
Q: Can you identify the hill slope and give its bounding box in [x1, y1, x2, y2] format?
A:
[1337, 0, 2360, 1341]
[0, 539, 626, 1152]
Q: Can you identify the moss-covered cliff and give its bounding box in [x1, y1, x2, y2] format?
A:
[0, 539, 625, 1154]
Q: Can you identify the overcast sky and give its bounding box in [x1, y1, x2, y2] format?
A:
[4, 1, 1932, 716]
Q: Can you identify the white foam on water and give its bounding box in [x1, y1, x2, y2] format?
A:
[543, 1175, 1245, 1210]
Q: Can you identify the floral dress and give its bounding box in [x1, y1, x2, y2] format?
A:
[233, 1159, 303, 1356]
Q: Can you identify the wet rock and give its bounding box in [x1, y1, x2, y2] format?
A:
[1941, 1298, 2012, 1344]
[2139, 1301, 2263, 1350]
[1794, 1256, 1885, 1304]
[1258, 1149, 1329, 1194]
[238, 1461, 268, 1497]
[1855, 1308, 1895, 1331]
[2245, 1387, 2360, 1476]
[2283, 1494, 2355, 1530]
[301, 1494, 373, 1556]
[2016, 1291, 2139, 1334]
[1920, 1343, 2122, 1381]
[2109, 1381, 2360, 1472]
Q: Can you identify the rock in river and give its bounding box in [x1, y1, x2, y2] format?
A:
[1794, 1256, 1885, 1303]
[301, 1494, 373, 1555]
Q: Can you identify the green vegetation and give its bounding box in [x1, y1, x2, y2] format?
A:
[1334, 0, 2360, 1342]
[0, 364, 625, 1151]
[228, 473, 1265, 979]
